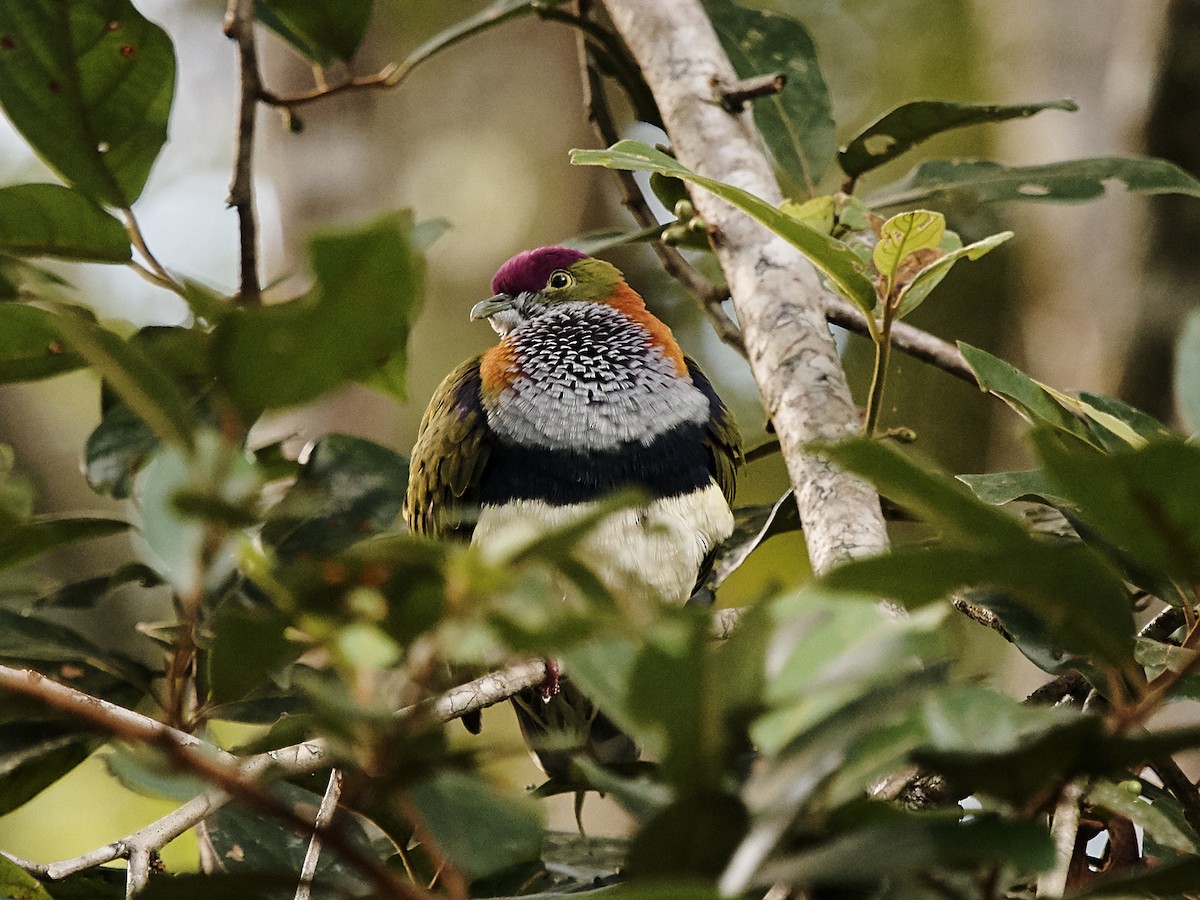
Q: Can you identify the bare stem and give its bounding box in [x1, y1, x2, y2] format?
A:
[259, 64, 401, 110]
[863, 315, 893, 438]
[1, 604, 747, 887]
[295, 769, 343, 900]
[123, 210, 186, 298]
[223, 0, 263, 306]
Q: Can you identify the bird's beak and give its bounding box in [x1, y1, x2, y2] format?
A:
[469, 293, 515, 321]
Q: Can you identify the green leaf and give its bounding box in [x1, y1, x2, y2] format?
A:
[0, 184, 130, 262]
[752, 814, 1054, 890]
[1032, 430, 1200, 586]
[819, 439, 1029, 549]
[84, 401, 159, 499]
[1068, 856, 1200, 898]
[1087, 779, 1200, 855]
[749, 589, 948, 754]
[0, 720, 95, 817]
[207, 781, 377, 895]
[0, 303, 85, 383]
[916, 722, 1200, 808]
[869, 156, 1200, 208]
[1077, 391, 1175, 449]
[958, 342, 1098, 445]
[0, 0, 175, 207]
[779, 196, 834, 234]
[571, 140, 876, 313]
[391, 0, 564, 84]
[261, 433, 409, 560]
[840, 98, 1077, 179]
[702, 0, 834, 192]
[0, 516, 128, 570]
[894, 230, 1012, 319]
[956, 469, 1065, 506]
[561, 224, 664, 255]
[824, 542, 1135, 671]
[135, 431, 261, 596]
[0, 854, 54, 900]
[50, 309, 195, 450]
[33, 564, 161, 609]
[214, 212, 422, 415]
[206, 603, 298, 705]
[256, 0, 372, 66]
[873, 210, 944, 286]
[1175, 309, 1200, 434]
[708, 491, 801, 590]
[409, 770, 544, 881]
[18, 869, 125, 899]
[626, 792, 747, 879]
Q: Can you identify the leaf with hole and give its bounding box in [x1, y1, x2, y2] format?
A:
[0, 0, 175, 207]
[840, 98, 1077, 179]
[869, 156, 1200, 208]
[572, 140, 876, 313]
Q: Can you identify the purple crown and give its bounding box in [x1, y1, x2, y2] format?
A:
[491, 246, 587, 296]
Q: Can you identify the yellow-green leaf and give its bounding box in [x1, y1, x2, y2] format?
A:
[873, 210, 945, 290]
[894, 230, 1012, 319]
[572, 140, 876, 314]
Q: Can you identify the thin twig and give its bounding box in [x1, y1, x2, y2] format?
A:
[1039, 780, 1085, 898]
[2, 605, 747, 887]
[295, 769, 343, 900]
[259, 64, 400, 110]
[712, 72, 787, 113]
[223, 0, 263, 306]
[123, 210, 186, 298]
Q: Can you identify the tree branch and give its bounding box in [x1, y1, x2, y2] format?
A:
[295, 769, 343, 900]
[223, 0, 263, 306]
[599, 0, 888, 574]
[1, 606, 747, 889]
[571, 5, 747, 357]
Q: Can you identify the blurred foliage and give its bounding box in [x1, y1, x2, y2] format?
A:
[2, 1, 1200, 899]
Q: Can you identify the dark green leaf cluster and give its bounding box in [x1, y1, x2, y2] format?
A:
[4, 1, 1200, 900]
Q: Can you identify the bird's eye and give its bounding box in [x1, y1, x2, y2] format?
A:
[548, 270, 574, 290]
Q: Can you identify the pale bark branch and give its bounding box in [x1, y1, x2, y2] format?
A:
[1, 606, 747, 890]
[599, 0, 888, 574]
[295, 769, 343, 900]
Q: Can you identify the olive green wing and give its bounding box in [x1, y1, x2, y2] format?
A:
[685, 356, 744, 506]
[404, 357, 493, 540]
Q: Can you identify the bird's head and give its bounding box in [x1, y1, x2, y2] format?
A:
[470, 246, 626, 335]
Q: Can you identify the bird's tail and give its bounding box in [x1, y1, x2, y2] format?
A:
[510, 677, 639, 781]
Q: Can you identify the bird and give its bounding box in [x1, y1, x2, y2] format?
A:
[403, 246, 742, 779]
